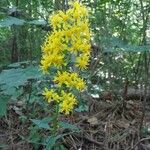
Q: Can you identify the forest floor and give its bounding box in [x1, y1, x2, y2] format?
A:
[0, 97, 150, 150]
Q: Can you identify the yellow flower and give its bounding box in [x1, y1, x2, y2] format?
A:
[80, 43, 91, 53]
[41, 52, 65, 72]
[53, 71, 86, 90]
[59, 91, 77, 114]
[75, 79, 86, 90]
[50, 13, 62, 29]
[72, 1, 81, 10]
[59, 11, 69, 22]
[76, 54, 90, 69]
[66, 9, 74, 18]
[70, 1, 88, 18]
[43, 88, 60, 103]
[53, 54, 64, 67]
[73, 11, 80, 19]
[40, 60, 49, 74]
[40, 55, 53, 73]
[65, 29, 72, 38]
[53, 71, 69, 87]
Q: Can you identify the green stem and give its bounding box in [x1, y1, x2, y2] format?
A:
[52, 104, 59, 136]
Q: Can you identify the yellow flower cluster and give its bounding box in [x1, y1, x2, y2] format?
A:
[41, 1, 91, 72]
[41, 1, 91, 114]
[54, 71, 85, 90]
[43, 89, 77, 115]
[43, 88, 60, 103]
[59, 91, 77, 114]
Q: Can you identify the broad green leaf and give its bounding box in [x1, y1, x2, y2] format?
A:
[0, 17, 47, 27]
[0, 65, 42, 97]
[0, 16, 25, 27]
[31, 117, 52, 130]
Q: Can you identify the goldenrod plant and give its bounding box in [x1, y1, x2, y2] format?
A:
[41, 1, 91, 138]
[41, 0, 91, 114]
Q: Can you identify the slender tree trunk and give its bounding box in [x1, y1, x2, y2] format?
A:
[11, 30, 18, 63]
[11, 0, 19, 63]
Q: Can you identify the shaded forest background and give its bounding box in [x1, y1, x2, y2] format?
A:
[0, 0, 150, 149]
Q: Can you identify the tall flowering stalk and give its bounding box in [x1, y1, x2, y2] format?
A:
[41, 1, 91, 116]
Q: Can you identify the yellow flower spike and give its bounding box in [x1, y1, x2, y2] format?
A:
[41, 0, 91, 115]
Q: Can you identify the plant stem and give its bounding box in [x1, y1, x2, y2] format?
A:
[52, 104, 59, 136]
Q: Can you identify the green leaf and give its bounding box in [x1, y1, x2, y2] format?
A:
[75, 105, 89, 112]
[0, 95, 10, 117]
[29, 19, 47, 25]
[28, 126, 41, 146]
[0, 65, 42, 97]
[59, 121, 79, 132]
[0, 17, 47, 27]
[45, 135, 58, 150]
[31, 117, 52, 130]
[103, 36, 150, 52]
[58, 145, 67, 150]
[0, 16, 25, 27]
[7, 61, 30, 68]
[45, 134, 67, 150]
